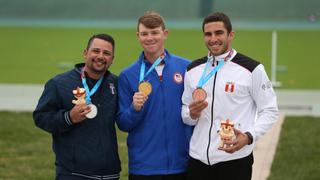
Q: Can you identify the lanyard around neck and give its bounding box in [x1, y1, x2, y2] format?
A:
[139, 52, 165, 83]
[81, 68, 104, 104]
[197, 50, 233, 88]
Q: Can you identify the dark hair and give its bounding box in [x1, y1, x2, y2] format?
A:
[86, 34, 115, 52]
[137, 11, 166, 31]
[202, 12, 232, 34]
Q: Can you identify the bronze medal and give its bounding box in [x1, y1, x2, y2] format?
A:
[138, 81, 152, 96]
[192, 88, 207, 101]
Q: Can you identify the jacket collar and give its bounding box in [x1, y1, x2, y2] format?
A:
[138, 49, 170, 66]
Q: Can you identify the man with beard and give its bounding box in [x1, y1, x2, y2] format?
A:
[181, 12, 279, 180]
[34, 34, 121, 180]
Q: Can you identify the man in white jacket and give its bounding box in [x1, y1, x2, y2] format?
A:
[181, 12, 279, 180]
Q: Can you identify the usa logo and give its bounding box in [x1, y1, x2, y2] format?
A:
[109, 83, 116, 95]
[225, 82, 235, 93]
[173, 73, 183, 84]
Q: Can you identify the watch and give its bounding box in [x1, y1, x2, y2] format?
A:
[245, 132, 253, 145]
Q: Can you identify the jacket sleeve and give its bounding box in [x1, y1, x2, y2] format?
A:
[251, 64, 279, 141]
[181, 70, 198, 126]
[116, 72, 144, 132]
[33, 79, 74, 134]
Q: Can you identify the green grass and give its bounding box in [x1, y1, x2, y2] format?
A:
[0, 111, 128, 179]
[0, 26, 319, 179]
[0, 27, 319, 89]
[0, 27, 204, 84]
[268, 116, 320, 180]
[0, 112, 54, 180]
[1, 112, 319, 180]
[117, 127, 129, 179]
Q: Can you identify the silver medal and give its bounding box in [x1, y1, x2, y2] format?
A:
[86, 104, 98, 119]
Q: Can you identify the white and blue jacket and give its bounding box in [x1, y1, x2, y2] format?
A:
[117, 50, 192, 175]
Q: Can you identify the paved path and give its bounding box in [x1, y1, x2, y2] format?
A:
[1, 84, 320, 180]
[276, 89, 320, 116]
[0, 84, 43, 111]
[252, 114, 284, 180]
[2, 84, 320, 115]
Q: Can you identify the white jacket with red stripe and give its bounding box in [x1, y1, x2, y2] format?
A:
[181, 49, 279, 165]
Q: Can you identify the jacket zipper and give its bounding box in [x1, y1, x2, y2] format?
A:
[157, 68, 170, 171]
[206, 62, 219, 165]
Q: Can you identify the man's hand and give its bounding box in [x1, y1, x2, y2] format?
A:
[133, 92, 148, 112]
[69, 104, 91, 123]
[189, 100, 208, 120]
[218, 128, 250, 153]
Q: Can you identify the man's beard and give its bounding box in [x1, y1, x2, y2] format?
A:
[91, 59, 107, 74]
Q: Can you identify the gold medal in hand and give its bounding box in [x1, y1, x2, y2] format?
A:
[138, 81, 152, 96]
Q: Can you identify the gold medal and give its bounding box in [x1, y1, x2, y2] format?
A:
[138, 81, 152, 96]
[192, 88, 207, 101]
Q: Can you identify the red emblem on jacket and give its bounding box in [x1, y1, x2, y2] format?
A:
[225, 82, 235, 93]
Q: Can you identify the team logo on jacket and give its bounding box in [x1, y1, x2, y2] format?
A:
[109, 83, 116, 95]
[262, 81, 272, 90]
[173, 73, 183, 84]
[225, 82, 235, 93]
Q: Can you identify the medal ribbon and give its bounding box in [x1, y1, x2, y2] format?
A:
[81, 68, 104, 104]
[139, 52, 165, 83]
[197, 50, 233, 88]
